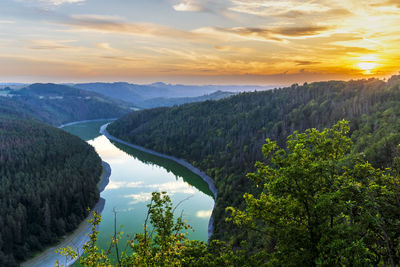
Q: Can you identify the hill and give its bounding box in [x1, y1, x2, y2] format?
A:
[6, 83, 131, 125]
[73, 82, 268, 108]
[138, 91, 236, 108]
[0, 115, 103, 266]
[108, 76, 400, 243]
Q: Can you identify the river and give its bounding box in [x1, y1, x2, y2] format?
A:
[22, 120, 215, 266]
[63, 120, 214, 265]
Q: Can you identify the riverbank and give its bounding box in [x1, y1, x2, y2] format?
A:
[21, 161, 111, 267]
[100, 123, 218, 238]
[58, 118, 118, 129]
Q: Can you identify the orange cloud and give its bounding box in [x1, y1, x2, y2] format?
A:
[62, 15, 200, 40]
[208, 25, 333, 42]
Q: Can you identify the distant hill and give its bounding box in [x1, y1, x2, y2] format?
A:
[73, 82, 166, 104]
[0, 83, 27, 90]
[73, 82, 271, 108]
[5, 83, 131, 125]
[138, 90, 236, 108]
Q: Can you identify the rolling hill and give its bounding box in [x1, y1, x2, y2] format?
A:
[73, 82, 269, 108]
[5, 83, 131, 125]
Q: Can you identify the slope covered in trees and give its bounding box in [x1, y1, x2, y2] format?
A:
[4, 83, 130, 125]
[0, 116, 103, 266]
[108, 75, 400, 243]
[61, 122, 400, 266]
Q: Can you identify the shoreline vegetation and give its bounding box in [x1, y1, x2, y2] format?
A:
[58, 118, 118, 129]
[21, 161, 111, 267]
[100, 123, 218, 238]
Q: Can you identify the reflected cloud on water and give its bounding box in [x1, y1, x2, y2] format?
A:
[124, 192, 153, 205]
[196, 210, 212, 219]
[106, 180, 144, 190]
[109, 179, 197, 195]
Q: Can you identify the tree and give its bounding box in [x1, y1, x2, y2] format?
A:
[227, 120, 400, 266]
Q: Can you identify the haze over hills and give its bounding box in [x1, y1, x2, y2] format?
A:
[1, 82, 263, 110]
[138, 90, 236, 109]
[73, 82, 271, 108]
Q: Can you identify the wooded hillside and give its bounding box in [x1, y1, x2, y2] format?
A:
[108, 76, 400, 243]
[4, 83, 130, 125]
[0, 116, 103, 266]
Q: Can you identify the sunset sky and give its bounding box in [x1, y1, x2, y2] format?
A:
[1, 0, 399, 85]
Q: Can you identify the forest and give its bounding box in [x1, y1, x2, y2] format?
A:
[108, 75, 400, 247]
[66, 121, 400, 266]
[0, 115, 103, 266]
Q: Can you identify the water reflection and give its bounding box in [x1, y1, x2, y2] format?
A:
[111, 141, 213, 197]
[63, 121, 214, 248]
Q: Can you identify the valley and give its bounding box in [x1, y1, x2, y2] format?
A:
[1, 77, 400, 265]
[3, 0, 400, 265]
[64, 121, 214, 264]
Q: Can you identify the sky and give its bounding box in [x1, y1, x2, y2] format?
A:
[0, 0, 400, 85]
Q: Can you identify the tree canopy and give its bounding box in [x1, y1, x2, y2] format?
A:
[228, 120, 400, 266]
[61, 121, 400, 266]
[0, 116, 103, 266]
[108, 76, 400, 244]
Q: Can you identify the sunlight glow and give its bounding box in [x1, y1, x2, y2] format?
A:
[2, 0, 400, 83]
[356, 55, 379, 75]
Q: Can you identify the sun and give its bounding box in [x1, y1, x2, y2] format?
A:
[356, 55, 379, 75]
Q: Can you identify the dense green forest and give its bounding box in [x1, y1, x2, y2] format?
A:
[108, 75, 400, 245]
[0, 82, 131, 266]
[62, 121, 400, 266]
[2, 83, 130, 125]
[0, 115, 103, 266]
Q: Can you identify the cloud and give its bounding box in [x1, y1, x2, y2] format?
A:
[228, 0, 331, 17]
[122, 181, 196, 205]
[227, 0, 352, 23]
[96, 42, 119, 52]
[277, 8, 351, 18]
[124, 192, 152, 205]
[15, 0, 85, 6]
[41, 0, 85, 5]
[370, 0, 400, 8]
[0, 20, 15, 24]
[29, 39, 76, 50]
[105, 180, 195, 194]
[214, 45, 251, 52]
[60, 14, 200, 40]
[106, 181, 143, 190]
[196, 209, 212, 218]
[173, 0, 205, 12]
[211, 25, 333, 42]
[0, 55, 94, 78]
[146, 181, 196, 195]
[295, 60, 320, 66]
[101, 56, 143, 62]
